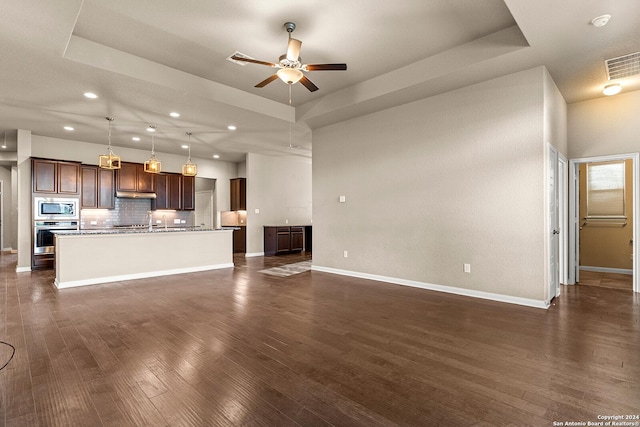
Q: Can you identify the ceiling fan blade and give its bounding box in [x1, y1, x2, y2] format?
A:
[255, 74, 279, 88]
[299, 75, 319, 92]
[231, 55, 276, 67]
[286, 38, 302, 61]
[305, 63, 347, 71]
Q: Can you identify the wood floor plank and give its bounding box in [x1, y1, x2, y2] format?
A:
[1, 251, 639, 426]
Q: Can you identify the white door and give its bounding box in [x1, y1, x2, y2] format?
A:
[548, 145, 560, 303]
[558, 155, 568, 289]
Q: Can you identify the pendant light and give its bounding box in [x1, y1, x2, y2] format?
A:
[182, 132, 197, 176]
[98, 117, 121, 169]
[143, 125, 161, 173]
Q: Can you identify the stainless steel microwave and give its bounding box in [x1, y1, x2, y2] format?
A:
[33, 197, 79, 220]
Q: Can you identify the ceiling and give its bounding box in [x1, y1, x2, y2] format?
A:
[0, 0, 639, 163]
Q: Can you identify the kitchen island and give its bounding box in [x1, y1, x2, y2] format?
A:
[54, 228, 233, 289]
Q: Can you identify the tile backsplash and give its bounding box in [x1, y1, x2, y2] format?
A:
[80, 198, 193, 229]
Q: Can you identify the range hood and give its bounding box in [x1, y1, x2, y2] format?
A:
[115, 191, 156, 199]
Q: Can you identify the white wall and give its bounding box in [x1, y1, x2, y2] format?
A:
[245, 152, 312, 255]
[568, 90, 640, 159]
[312, 67, 551, 303]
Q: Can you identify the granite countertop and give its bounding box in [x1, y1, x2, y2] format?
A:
[53, 226, 220, 236]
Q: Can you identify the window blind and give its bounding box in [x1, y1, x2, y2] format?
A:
[586, 161, 625, 217]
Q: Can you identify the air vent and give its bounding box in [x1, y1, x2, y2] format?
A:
[606, 51, 640, 80]
[226, 51, 253, 66]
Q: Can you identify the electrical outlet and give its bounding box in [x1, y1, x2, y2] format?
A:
[156, 220, 161, 224]
[343, 250, 348, 258]
[90, 220, 97, 225]
[464, 263, 471, 273]
[174, 219, 181, 224]
[285, 219, 289, 224]
[255, 208, 260, 214]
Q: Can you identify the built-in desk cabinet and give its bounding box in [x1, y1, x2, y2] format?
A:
[264, 226, 310, 255]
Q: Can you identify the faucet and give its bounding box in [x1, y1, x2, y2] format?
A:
[148, 211, 153, 231]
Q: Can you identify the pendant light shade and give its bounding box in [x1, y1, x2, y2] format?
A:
[182, 132, 197, 176]
[144, 128, 161, 173]
[98, 117, 121, 169]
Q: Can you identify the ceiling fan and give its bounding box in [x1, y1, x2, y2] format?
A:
[231, 22, 347, 92]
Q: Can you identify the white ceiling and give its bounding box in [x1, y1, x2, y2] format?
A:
[0, 0, 639, 163]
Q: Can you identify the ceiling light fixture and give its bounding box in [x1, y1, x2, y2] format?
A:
[143, 126, 161, 173]
[603, 83, 622, 96]
[84, 92, 98, 99]
[182, 132, 197, 176]
[132, 137, 141, 141]
[64, 126, 74, 131]
[590, 14, 611, 27]
[98, 117, 122, 170]
[277, 67, 304, 85]
[213, 154, 220, 159]
[227, 125, 237, 131]
[170, 112, 180, 118]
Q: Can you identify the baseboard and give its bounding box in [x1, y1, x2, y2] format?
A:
[16, 266, 32, 273]
[311, 265, 549, 309]
[245, 252, 265, 258]
[55, 263, 234, 289]
[580, 266, 633, 275]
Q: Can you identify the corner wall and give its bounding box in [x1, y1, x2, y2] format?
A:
[312, 67, 549, 304]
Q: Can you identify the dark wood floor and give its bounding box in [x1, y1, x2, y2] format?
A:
[1, 252, 639, 426]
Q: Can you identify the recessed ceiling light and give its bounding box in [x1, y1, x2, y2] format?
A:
[603, 83, 622, 96]
[591, 14, 611, 27]
[170, 112, 180, 118]
[181, 144, 189, 149]
[1, 145, 6, 149]
[227, 125, 237, 131]
[64, 126, 74, 131]
[132, 137, 141, 141]
[213, 154, 220, 159]
[83, 92, 98, 99]
[146, 125, 156, 132]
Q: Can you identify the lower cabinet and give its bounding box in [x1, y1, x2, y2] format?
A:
[264, 226, 310, 256]
[233, 226, 246, 253]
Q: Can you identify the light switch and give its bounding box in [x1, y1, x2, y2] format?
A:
[339, 195, 346, 203]
[255, 208, 260, 214]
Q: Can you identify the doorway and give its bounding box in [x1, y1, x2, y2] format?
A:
[569, 153, 639, 293]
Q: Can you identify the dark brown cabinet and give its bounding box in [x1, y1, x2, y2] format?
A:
[32, 158, 80, 194]
[233, 226, 246, 253]
[182, 175, 195, 211]
[81, 166, 115, 209]
[264, 226, 310, 255]
[230, 178, 246, 211]
[153, 173, 194, 211]
[116, 162, 154, 193]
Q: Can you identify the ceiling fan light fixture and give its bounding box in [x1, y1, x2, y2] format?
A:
[277, 67, 303, 85]
[603, 83, 622, 96]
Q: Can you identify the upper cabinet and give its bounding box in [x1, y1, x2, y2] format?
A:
[153, 173, 194, 211]
[116, 162, 154, 193]
[32, 158, 80, 195]
[182, 175, 195, 211]
[81, 166, 115, 209]
[230, 178, 246, 211]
